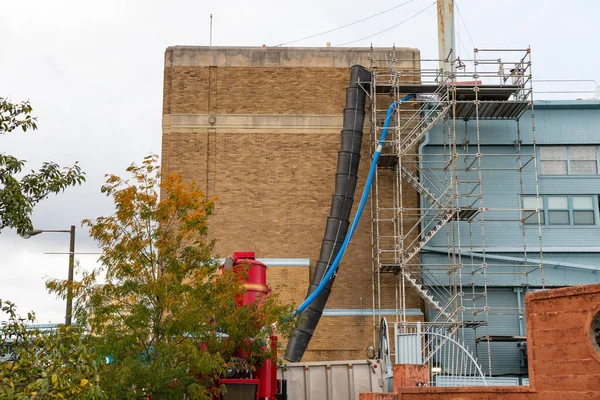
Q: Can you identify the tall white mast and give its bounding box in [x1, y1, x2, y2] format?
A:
[437, 0, 455, 79]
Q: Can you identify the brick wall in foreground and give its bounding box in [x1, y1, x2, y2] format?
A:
[360, 283, 600, 400]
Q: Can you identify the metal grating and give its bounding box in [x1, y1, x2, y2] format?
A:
[453, 101, 530, 120]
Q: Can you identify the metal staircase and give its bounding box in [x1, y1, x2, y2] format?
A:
[398, 103, 450, 154]
[371, 82, 455, 295]
[399, 166, 451, 209]
[403, 209, 455, 265]
[369, 47, 536, 380]
[402, 272, 455, 322]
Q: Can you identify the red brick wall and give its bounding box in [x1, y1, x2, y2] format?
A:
[361, 284, 600, 400]
[526, 284, 600, 393]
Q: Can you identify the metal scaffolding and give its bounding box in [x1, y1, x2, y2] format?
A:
[367, 47, 543, 382]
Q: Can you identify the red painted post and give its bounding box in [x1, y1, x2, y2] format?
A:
[270, 334, 278, 400]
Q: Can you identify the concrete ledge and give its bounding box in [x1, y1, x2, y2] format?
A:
[525, 283, 600, 302]
[322, 308, 424, 317]
[165, 46, 420, 68]
[535, 100, 600, 109]
[396, 386, 534, 394]
[163, 114, 344, 133]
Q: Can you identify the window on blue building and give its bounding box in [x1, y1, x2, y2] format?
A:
[540, 147, 567, 175]
[547, 196, 570, 224]
[523, 195, 597, 226]
[539, 146, 598, 175]
[573, 196, 595, 225]
[523, 196, 544, 224]
[570, 147, 597, 175]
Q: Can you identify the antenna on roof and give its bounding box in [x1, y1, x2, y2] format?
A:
[210, 14, 213, 46]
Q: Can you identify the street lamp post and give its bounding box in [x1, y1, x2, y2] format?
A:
[22, 225, 76, 325]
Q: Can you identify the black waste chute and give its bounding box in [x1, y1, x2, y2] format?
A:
[284, 65, 372, 362]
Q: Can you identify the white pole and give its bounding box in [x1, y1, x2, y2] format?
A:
[436, 0, 455, 79]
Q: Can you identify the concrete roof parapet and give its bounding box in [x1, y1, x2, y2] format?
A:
[164, 46, 420, 68]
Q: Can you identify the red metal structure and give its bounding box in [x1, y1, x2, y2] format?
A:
[218, 252, 280, 400]
[222, 251, 271, 306]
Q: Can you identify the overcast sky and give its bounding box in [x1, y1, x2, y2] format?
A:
[1, 0, 598, 323]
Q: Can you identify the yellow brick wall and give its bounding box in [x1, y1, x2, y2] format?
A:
[266, 266, 310, 308]
[164, 66, 349, 115]
[161, 47, 424, 361]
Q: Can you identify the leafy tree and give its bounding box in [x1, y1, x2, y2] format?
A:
[47, 155, 294, 399]
[0, 300, 105, 399]
[0, 97, 85, 235]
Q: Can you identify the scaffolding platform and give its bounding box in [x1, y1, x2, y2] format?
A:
[377, 264, 400, 274]
[453, 101, 529, 120]
[371, 83, 530, 120]
[452, 208, 480, 221]
[464, 321, 488, 329]
[375, 83, 518, 99]
[476, 335, 526, 343]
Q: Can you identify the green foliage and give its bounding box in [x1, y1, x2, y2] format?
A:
[0, 300, 105, 400]
[0, 98, 37, 133]
[0, 97, 86, 235]
[47, 155, 294, 399]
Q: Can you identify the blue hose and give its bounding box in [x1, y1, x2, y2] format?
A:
[292, 93, 416, 317]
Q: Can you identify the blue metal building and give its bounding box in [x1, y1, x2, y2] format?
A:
[420, 100, 600, 376]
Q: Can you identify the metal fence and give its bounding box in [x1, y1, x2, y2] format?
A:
[394, 322, 490, 387]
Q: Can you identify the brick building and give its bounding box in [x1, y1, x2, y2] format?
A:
[160, 46, 425, 361]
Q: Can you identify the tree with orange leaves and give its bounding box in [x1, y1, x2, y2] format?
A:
[47, 155, 293, 400]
